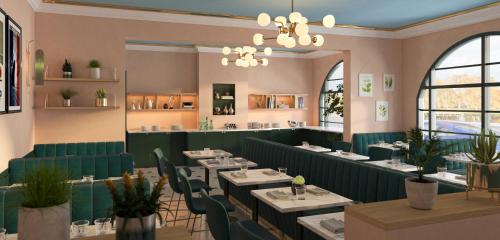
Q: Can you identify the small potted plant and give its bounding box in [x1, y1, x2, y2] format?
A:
[88, 59, 101, 79]
[95, 88, 108, 107]
[62, 59, 72, 78]
[291, 175, 305, 195]
[18, 167, 71, 240]
[405, 128, 445, 210]
[60, 88, 77, 107]
[106, 171, 168, 240]
[467, 130, 500, 194]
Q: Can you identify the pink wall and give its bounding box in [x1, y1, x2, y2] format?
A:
[402, 18, 500, 130]
[0, 0, 35, 170]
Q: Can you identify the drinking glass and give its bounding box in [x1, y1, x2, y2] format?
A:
[437, 166, 447, 178]
[378, 140, 385, 145]
[82, 175, 94, 183]
[94, 218, 111, 235]
[204, 147, 211, 153]
[278, 167, 287, 176]
[302, 141, 309, 147]
[295, 185, 306, 200]
[72, 220, 90, 237]
[223, 156, 230, 165]
[0, 228, 6, 240]
[391, 157, 401, 166]
[240, 160, 248, 173]
[336, 150, 343, 154]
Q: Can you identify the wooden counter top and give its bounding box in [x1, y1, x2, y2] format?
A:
[345, 191, 500, 230]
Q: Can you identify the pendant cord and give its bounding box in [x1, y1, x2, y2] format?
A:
[291, 0, 294, 12]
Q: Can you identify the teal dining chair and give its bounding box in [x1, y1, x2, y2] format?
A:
[368, 146, 393, 161]
[331, 141, 352, 152]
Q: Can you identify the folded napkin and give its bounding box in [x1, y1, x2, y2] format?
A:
[306, 187, 330, 196]
[232, 157, 245, 163]
[266, 190, 289, 200]
[230, 172, 247, 178]
[262, 170, 279, 176]
[320, 218, 344, 234]
[455, 175, 466, 180]
[207, 159, 220, 165]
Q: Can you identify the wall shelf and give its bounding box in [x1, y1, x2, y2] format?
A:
[249, 108, 309, 111]
[45, 77, 120, 83]
[40, 106, 120, 110]
[128, 108, 197, 112]
[127, 92, 198, 111]
[249, 93, 307, 110]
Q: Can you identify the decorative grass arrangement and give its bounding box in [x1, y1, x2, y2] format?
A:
[105, 171, 169, 228]
[59, 88, 77, 100]
[21, 167, 71, 208]
[406, 128, 444, 182]
[88, 59, 101, 68]
[96, 88, 107, 99]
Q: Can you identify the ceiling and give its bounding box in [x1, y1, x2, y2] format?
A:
[49, 0, 500, 29]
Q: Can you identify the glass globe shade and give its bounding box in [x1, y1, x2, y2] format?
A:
[323, 15, 336, 28]
[261, 58, 269, 66]
[289, 12, 302, 23]
[274, 16, 287, 26]
[250, 59, 258, 67]
[221, 58, 229, 66]
[264, 47, 272, 56]
[295, 23, 309, 36]
[257, 12, 271, 26]
[299, 16, 308, 24]
[253, 33, 264, 46]
[241, 60, 250, 68]
[313, 35, 324, 47]
[277, 33, 288, 46]
[235, 59, 242, 66]
[244, 53, 253, 62]
[251, 47, 257, 53]
[284, 37, 296, 48]
[298, 35, 311, 46]
[243, 46, 252, 53]
[235, 47, 242, 53]
[222, 47, 231, 55]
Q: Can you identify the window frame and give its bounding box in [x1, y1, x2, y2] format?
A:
[416, 32, 500, 138]
[319, 60, 344, 128]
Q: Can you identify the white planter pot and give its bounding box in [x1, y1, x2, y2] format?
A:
[90, 68, 101, 79]
[405, 178, 438, 210]
[18, 202, 70, 240]
[96, 98, 108, 107]
[115, 214, 156, 240]
[63, 99, 71, 107]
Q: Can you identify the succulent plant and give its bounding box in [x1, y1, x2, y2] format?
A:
[293, 175, 305, 185]
[59, 88, 77, 100]
[96, 88, 107, 99]
[88, 59, 101, 68]
[468, 129, 500, 164]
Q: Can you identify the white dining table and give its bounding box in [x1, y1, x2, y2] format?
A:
[367, 143, 403, 151]
[366, 160, 418, 172]
[443, 153, 472, 163]
[424, 172, 467, 186]
[295, 145, 332, 153]
[326, 152, 370, 161]
[197, 157, 258, 187]
[182, 149, 233, 160]
[297, 212, 345, 240]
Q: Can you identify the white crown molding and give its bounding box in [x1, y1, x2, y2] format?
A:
[125, 44, 197, 53]
[34, 2, 500, 39]
[195, 46, 340, 59]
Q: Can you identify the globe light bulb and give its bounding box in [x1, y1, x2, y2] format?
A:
[253, 33, 264, 46]
[298, 35, 311, 46]
[274, 16, 287, 26]
[235, 59, 242, 66]
[221, 58, 229, 66]
[222, 47, 231, 55]
[244, 53, 253, 62]
[257, 12, 271, 26]
[295, 23, 309, 36]
[261, 58, 269, 66]
[323, 15, 336, 28]
[277, 33, 288, 46]
[243, 46, 252, 53]
[289, 12, 302, 23]
[242, 60, 250, 68]
[251, 47, 257, 53]
[313, 35, 324, 47]
[235, 47, 242, 53]
[264, 47, 272, 56]
[250, 59, 258, 67]
[299, 16, 308, 24]
[285, 37, 296, 48]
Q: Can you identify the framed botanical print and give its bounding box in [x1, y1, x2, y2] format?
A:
[383, 74, 395, 91]
[359, 73, 373, 97]
[6, 16, 21, 113]
[376, 101, 389, 122]
[0, 9, 6, 114]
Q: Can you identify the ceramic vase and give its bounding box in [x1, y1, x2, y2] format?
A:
[115, 214, 156, 240]
[96, 98, 108, 107]
[18, 202, 70, 240]
[405, 178, 438, 210]
[63, 99, 71, 107]
[90, 68, 101, 79]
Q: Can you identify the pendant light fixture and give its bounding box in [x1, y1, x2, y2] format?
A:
[221, 46, 272, 67]
[253, 0, 334, 48]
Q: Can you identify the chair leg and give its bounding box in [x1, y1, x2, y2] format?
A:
[168, 192, 175, 210]
[190, 214, 197, 235]
[186, 212, 192, 229]
[173, 194, 182, 226]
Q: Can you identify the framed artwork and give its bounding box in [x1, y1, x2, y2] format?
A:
[0, 9, 6, 114]
[6, 17, 21, 113]
[358, 73, 373, 97]
[383, 74, 395, 91]
[376, 101, 389, 122]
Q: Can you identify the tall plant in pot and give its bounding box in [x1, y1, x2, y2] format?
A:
[18, 167, 71, 240]
[466, 130, 500, 195]
[88, 59, 101, 79]
[405, 128, 444, 210]
[96, 88, 108, 107]
[106, 171, 169, 240]
[323, 83, 343, 118]
[60, 88, 77, 107]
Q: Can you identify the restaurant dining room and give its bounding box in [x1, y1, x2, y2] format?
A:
[1, 0, 500, 239]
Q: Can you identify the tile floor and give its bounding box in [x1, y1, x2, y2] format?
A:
[135, 167, 283, 240]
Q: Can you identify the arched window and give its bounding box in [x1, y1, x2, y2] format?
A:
[417, 32, 500, 142]
[319, 61, 343, 129]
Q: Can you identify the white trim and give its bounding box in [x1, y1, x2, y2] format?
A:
[125, 44, 196, 53]
[34, 2, 500, 39]
[196, 46, 340, 59]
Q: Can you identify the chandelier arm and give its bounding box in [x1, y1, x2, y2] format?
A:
[291, 0, 294, 13]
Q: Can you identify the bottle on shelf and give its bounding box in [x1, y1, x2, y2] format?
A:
[209, 120, 214, 130]
[229, 104, 234, 115]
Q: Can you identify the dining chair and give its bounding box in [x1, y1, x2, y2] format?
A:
[152, 147, 192, 177]
[179, 169, 235, 235]
[331, 141, 352, 152]
[367, 146, 393, 161]
[201, 189, 278, 240]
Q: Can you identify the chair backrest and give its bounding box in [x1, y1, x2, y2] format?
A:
[368, 146, 393, 161]
[352, 132, 406, 155]
[201, 189, 230, 240]
[230, 221, 269, 240]
[165, 160, 182, 194]
[331, 141, 352, 152]
[178, 168, 197, 213]
[33, 141, 125, 157]
[153, 148, 166, 177]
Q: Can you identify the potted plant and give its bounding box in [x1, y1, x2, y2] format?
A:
[96, 88, 108, 107]
[106, 171, 168, 240]
[291, 175, 305, 195]
[60, 88, 77, 107]
[405, 128, 444, 210]
[324, 83, 343, 118]
[467, 130, 500, 194]
[88, 59, 101, 79]
[18, 167, 71, 240]
[62, 59, 72, 78]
